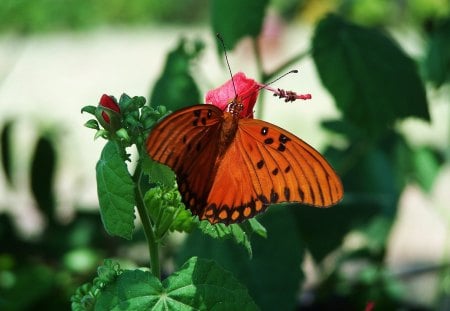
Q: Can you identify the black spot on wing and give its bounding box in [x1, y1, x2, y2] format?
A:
[284, 187, 291, 200]
[256, 160, 264, 169]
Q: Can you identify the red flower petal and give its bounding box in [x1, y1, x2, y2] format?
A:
[99, 94, 120, 124]
[205, 72, 259, 118]
[99, 94, 120, 113]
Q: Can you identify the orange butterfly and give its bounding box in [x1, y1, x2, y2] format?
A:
[146, 72, 343, 225]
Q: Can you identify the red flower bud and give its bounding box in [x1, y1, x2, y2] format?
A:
[99, 94, 120, 123]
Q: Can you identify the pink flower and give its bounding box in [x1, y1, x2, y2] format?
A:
[99, 94, 120, 124]
[205, 72, 311, 119]
[206, 72, 259, 118]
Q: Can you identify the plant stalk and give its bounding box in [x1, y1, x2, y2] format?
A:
[133, 164, 161, 279]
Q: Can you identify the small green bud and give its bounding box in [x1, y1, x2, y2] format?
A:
[84, 119, 100, 130]
[94, 129, 108, 140]
[115, 128, 130, 143]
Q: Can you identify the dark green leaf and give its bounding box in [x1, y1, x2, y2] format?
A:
[149, 38, 203, 112]
[31, 135, 56, 220]
[211, 0, 269, 51]
[96, 141, 136, 239]
[295, 134, 411, 262]
[199, 221, 252, 257]
[141, 154, 176, 188]
[293, 202, 379, 262]
[177, 208, 303, 311]
[0, 121, 13, 186]
[424, 18, 450, 88]
[312, 14, 430, 135]
[96, 257, 258, 310]
[321, 119, 364, 140]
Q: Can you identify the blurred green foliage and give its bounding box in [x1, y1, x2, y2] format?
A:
[0, 0, 208, 33]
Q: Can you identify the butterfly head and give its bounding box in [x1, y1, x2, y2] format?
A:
[227, 97, 246, 118]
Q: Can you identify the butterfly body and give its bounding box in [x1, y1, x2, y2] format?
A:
[146, 100, 343, 225]
[217, 104, 241, 155]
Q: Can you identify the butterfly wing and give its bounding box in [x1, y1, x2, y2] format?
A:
[146, 104, 224, 215]
[200, 118, 343, 224]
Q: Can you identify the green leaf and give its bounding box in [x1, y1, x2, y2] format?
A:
[31, 135, 56, 220]
[149, 38, 203, 112]
[296, 132, 410, 262]
[0, 120, 13, 186]
[211, 0, 269, 51]
[144, 187, 192, 239]
[96, 141, 136, 239]
[247, 218, 267, 238]
[177, 208, 304, 311]
[199, 221, 253, 257]
[95, 257, 258, 310]
[81, 105, 96, 115]
[141, 154, 176, 188]
[424, 18, 450, 88]
[84, 119, 100, 130]
[170, 207, 197, 233]
[312, 14, 430, 135]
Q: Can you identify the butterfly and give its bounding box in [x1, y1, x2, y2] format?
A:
[146, 72, 343, 225]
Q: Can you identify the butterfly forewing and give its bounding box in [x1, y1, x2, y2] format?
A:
[238, 118, 343, 207]
[200, 118, 343, 224]
[146, 105, 224, 214]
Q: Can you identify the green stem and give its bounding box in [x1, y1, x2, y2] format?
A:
[133, 164, 161, 279]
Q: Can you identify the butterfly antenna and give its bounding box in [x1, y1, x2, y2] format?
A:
[257, 69, 298, 92]
[216, 33, 238, 98]
[239, 69, 301, 103]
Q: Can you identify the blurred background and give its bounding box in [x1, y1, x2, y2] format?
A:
[0, 0, 449, 310]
